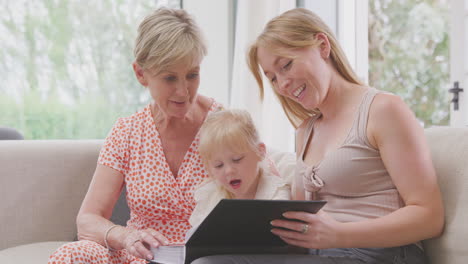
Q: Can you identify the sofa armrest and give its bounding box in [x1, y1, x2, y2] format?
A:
[423, 127, 468, 264]
[0, 140, 102, 250]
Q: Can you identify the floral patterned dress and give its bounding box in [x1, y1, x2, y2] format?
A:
[48, 100, 222, 264]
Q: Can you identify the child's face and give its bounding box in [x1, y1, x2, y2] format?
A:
[207, 144, 265, 199]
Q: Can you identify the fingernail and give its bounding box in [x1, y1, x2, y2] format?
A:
[153, 242, 159, 247]
[165, 240, 169, 245]
[147, 254, 152, 259]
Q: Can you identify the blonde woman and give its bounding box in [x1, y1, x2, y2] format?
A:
[49, 7, 223, 264]
[192, 8, 443, 264]
[189, 109, 290, 228]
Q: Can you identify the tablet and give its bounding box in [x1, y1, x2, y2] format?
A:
[186, 199, 327, 247]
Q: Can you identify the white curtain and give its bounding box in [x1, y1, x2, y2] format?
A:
[230, 0, 296, 152]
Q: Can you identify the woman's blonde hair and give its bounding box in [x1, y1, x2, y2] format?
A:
[199, 109, 262, 166]
[134, 7, 207, 73]
[247, 8, 363, 128]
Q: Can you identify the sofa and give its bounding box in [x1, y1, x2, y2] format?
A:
[0, 127, 467, 264]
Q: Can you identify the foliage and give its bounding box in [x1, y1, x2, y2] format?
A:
[0, 0, 179, 139]
[369, 0, 450, 127]
[0, 0, 451, 138]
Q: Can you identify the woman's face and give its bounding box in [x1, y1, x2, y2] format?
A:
[256, 37, 332, 110]
[134, 58, 202, 119]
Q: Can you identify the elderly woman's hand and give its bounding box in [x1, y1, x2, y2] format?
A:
[270, 210, 343, 249]
[122, 228, 169, 260]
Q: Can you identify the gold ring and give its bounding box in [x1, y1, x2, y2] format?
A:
[301, 224, 309, 234]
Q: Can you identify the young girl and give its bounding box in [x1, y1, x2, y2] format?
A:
[189, 109, 290, 227]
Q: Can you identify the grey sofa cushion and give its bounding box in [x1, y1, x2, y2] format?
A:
[72, 186, 131, 241]
[110, 186, 131, 226]
[0, 127, 24, 140]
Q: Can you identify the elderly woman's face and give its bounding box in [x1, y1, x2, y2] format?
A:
[143, 59, 202, 119]
[257, 43, 332, 111]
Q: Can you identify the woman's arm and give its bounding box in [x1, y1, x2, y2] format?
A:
[271, 94, 444, 249]
[77, 164, 168, 259]
[338, 93, 444, 247]
[76, 164, 125, 244]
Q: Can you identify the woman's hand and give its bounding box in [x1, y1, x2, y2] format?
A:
[122, 228, 169, 260]
[270, 210, 343, 249]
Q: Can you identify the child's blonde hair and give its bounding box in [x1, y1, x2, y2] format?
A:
[198, 109, 264, 198]
[199, 109, 263, 167]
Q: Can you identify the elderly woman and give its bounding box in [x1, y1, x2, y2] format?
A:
[49, 7, 222, 264]
[192, 8, 444, 264]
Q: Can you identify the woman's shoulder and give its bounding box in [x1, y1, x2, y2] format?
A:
[106, 104, 152, 140]
[198, 95, 224, 112]
[369, 91, 411, 123]
[114, 104, 151, 126]
[367, 90, 418, 146]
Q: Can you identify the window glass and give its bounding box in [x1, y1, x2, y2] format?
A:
[369, 0, 450, 127]
[0, 0, 180, 139]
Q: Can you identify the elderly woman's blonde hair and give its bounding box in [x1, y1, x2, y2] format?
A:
[198, 109, 262, 166]
[134, 7, 207, 73]
[247, 8, 363, 128]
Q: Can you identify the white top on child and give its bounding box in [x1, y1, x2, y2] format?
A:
[189, 159, 291, 227]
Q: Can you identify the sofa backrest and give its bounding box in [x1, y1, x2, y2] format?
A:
[1, 127, 467, 262]
[0, 140, 102, 250]
[423, 127, 468, 264]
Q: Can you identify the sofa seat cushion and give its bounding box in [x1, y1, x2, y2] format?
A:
[0, 241, 68, 264]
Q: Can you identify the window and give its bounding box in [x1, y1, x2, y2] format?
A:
[301, 0, 451, 128]
[0, 0, 181, 139]
[368, 0, 450, 127]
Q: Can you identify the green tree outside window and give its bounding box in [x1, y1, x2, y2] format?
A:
[369, 0, 450, 127]
[0, 0, 180, 139]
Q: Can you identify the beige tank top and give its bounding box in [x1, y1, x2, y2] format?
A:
[297, 88, 404, 222]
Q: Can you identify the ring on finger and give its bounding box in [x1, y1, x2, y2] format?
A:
[300, 223, 309, 234]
